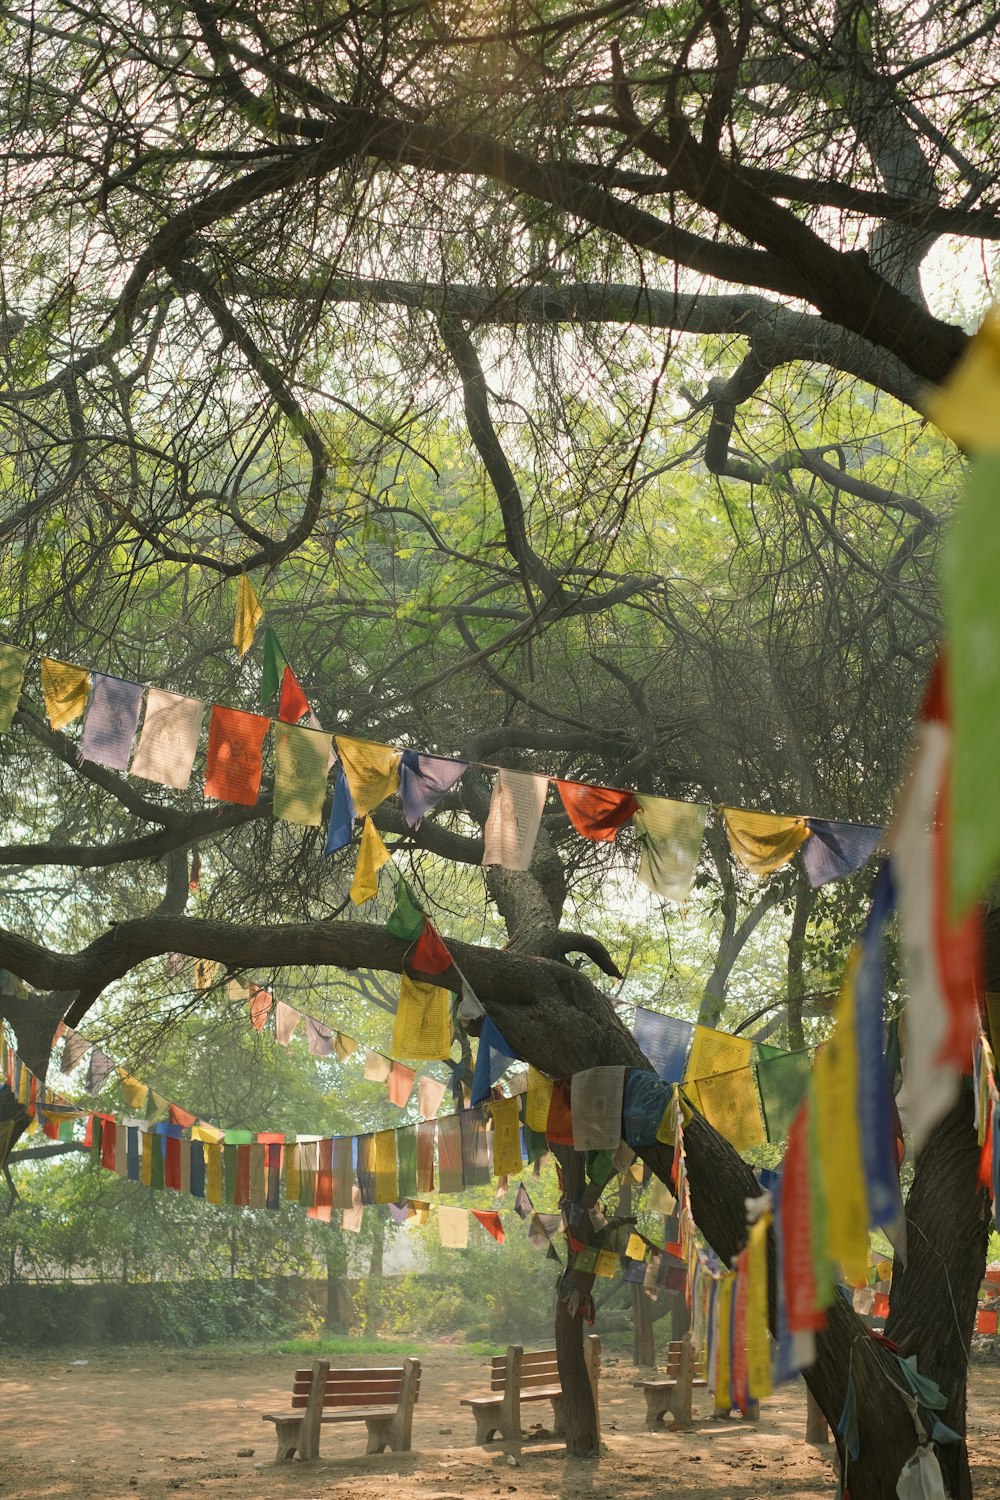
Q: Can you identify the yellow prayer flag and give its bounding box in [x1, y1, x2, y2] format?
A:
[746, 1212, 772, 1400]
[594, 1249, 619, 1279]
[695, 1069, 765, 1152]
[525, 1065, 553, 1131]
[684, 1026, 752, 1109]
[924, 306, 1000, 450]
[118, 1071, 149, 1112]
[625, 1232, 646, 1261]
[407, 1199, 431, 1227]
[334, 1032, 358, 1061]
[140, 1131, 153, 1187]
[205, 1143, 223, 1205]
[488, 1095, 523, 1177]
[715, 1272, 735, 1413]
[191, 1121, 224, 1144]
[40, 658, 90, 731]
[721, 808, 810, 876]
[350, 815, 391, 904]
[233, 574, 262, 657]
[335, 735, 401, 816]
[374, 1129, 399, 1204]
[815, 949, 869, 1283]
[438, 1204, 469, 1248]
[392, 974, 452, 1060]
[285, 1143, 300, 1202]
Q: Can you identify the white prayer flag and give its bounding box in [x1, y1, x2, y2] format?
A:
[437, 1204, 469, 1249]
[364, 1049, 391, 1082]
[482, 769, 547, 871]
[571, 1065, 626, 1151]
[274, 1002, 301, 1047]
[79, 674, 144, 771]
[130, 688, 205, 789]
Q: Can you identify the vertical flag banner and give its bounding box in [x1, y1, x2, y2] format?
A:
[482, 769, 547, 871]
[130, 689, 205, 789]
[634, 796, 708, 900]
[234, 574, 262, 656]
[204, 705, 270, 805]
[79, 673, 144, 771]
[40, 658, 90, 731]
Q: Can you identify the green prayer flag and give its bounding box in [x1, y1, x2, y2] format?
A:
[150, 1136, 165, 1191]
[223, 1143, 238, 1204]
[755, 1044, 812, 1144]
[0, 645, 28, 732]
[273, 721, 330, 826]
[575, 1244, 598, 1274]
[260, 628, 286, 706]
[386, 877, 425, 940]
[396, 1123, 418, 1198]
[946, 452, 1000, 914]
[806, 1093, 835, 1307]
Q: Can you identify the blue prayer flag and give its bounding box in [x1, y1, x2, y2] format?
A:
[633, 1007, 693, 1082]
[324, 765, 356, 854]
[470, 1017, 519, 1104]
[801, 819, 881, 888]
[80, 673, 143, 771]
[398, 750, 468, 827]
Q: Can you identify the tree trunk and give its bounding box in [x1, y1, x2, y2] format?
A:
[364, 1206, 386, 1334]
[785, 873, 813, 1050]
[325, 1231, 352, 1333]
[551, 1146, 600, 1455]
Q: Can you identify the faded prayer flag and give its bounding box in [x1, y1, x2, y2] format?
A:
[80, 673, 143, 771]
[482, 768, 547, 871]
[130, 688, 205, 789]
[801, 818, 881, 888]
[398, 749, 467, 826]
[40, 658, 90, 731]
[273, 720, 330, 825]
[633, 1006, 692, 1082]
[634, 796, 707, 901]
[0, 644, 28, 731]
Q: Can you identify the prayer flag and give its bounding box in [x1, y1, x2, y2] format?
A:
[273, 721, 330, 825]
[130, 688, 205, 789]
[853, 866, 903, 1233]
[416, 1120, 436, 1192]
[86, 1048, 114, 1095]
[436, 1113, 464, 1193]
[482, 769, 547, 870]
[306, 1017, 335, 1056]
[396, 1124, 418, 1197]
[386, 877, 425, 940]
[350, 815, 391, 903]
[460, 1107, 492, 1185]
[746, 1211, 772, 1399]
[924, 305, 1000, 450]
[274, 1002, 301, 1046]
[278, 666, 309, 724]
[249, 986, 273, 1031]
[417, 1074, 447, 1118]
[633, 1006, 692, 1082]
[622, 1069, 672, 1147]
[168, 1102, 196, 1129]
[60, 1030, 88, 1075]
[335, 735, 400, 815]
[374, 1129, 398, 1203]
[411, 920, 454, 975]
[79, 673, 143, 770]
[119, 1072, 149, 1112]
[364, 1050, 391, 1082]
[471, 1016, 519, 1104]
[556, 780, 639, 842]
[571, 1065, 625, 1151]
[438, 1204, 469, 1248]
[489, 1095, 523, 1177]
[525, 1066, 553, 1131]
[40, 658, 90, 730]
[392, 974, 452, 1060]
[335, 1032, 357, 1061]
[723, 808, 810, 876]
[634, 796, 707, 901]
[324, 765, 356, 854]
[801, 819, 881, 888]
[259, 627, 285, 704]
[514, 1182, 534, 1219]
[233, 574, 262, 656]
[388, 1061, 416, 1107]
[341, 1188, 363, 1232]
[472, 1209, 505, 1243]
[594, 1249, 619, 1279]
[204, 705, 269, 805]
[545, 1078, 574, 1144]
[332, 1137, 354, 1209]
[0, 644, 27, 731]
[398, 749, 467, 826]
[756, 1044, 812, 1144]
[685, 1027, 763, 1151]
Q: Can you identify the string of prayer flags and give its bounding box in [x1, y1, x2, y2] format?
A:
[411, 920, 454, 975]
[79, 673, 143, 771]
[392, 974, 452, 1060]
[273, 722, 330, 825]
[570, 1066, 625, 1151]
[472, 1209, 505, 1243]
[482, 768, 547, 871]
[234, 575, 263, 657]
[41, 657, 90, 730]
[471, 1017, 519, 1104]
[335, 736, 400, 816]
[801, 819, 881, 888]
[130, 689, 205, 789]
[350, 816, 391, 904]
[633, 1006, 693, 1082]
[204, 705, 270, 805]
[755, 1044, 812, 1144]
[0, 644, 27, 731]
[438, 1204, 469, 1248]
[274, 1002, 301, 1046]
[324, 766, 356, 854]
[386, 877, 425, 940]
[634, 796, 707, 901]
[892, 665, 982, 1152]
[555, 780, 639, 842]
[722, 808, 810, 876]
[398, 750, 468, 827]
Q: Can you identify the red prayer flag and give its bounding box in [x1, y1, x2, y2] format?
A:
[234, 1143, 251, 1205]
[249, 986, 274, 1031]
[976, 1308, 999, 1335]
[204, 705, 270, 805]
[164, 1135, 182, 1189]
[782, 1105, 826, 1333]
[545, 1078, 574, 1145]
[979, 1105, 994, 1190]
[556, 780, 639, 843]
[411, 920, 454, 975]
[314, 1138, 333, 1212]
[872, 1292, 891, 1319]
[168, 1102, 197, 1129]
[83, 1114, 95, 1149]
[278, 666, 309, 724]
[388, 1061, 416, 1107]
[100, 1117, 117, 1171]
[472, 1209, 505, 1243]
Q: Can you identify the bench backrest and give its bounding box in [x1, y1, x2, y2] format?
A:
[488, 1348, 559, 1392]
[292, 1365, 421, 1409]
[664, 1338, 703, 1378]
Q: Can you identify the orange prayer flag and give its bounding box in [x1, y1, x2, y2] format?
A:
[249, 986, 274, 1031]
[556, 780, 639, 842]
[204, 705, 270, 805]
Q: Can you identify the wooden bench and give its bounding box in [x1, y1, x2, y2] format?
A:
[262, 1357, 420, 1460]
[461, 1337, 600, 1445]
[635, 1334, 707, 1426]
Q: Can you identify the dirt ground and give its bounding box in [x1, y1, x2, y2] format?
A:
[1, 1342, 998, 1500]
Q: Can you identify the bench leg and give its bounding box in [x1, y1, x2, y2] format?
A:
[549, 1394, 565, 1438]
[365, 1417, 392, 1455]
[472, 1404, 504, 1444]
[644, 1388, 669, 1427]
[271, 1418, 302, 1461]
